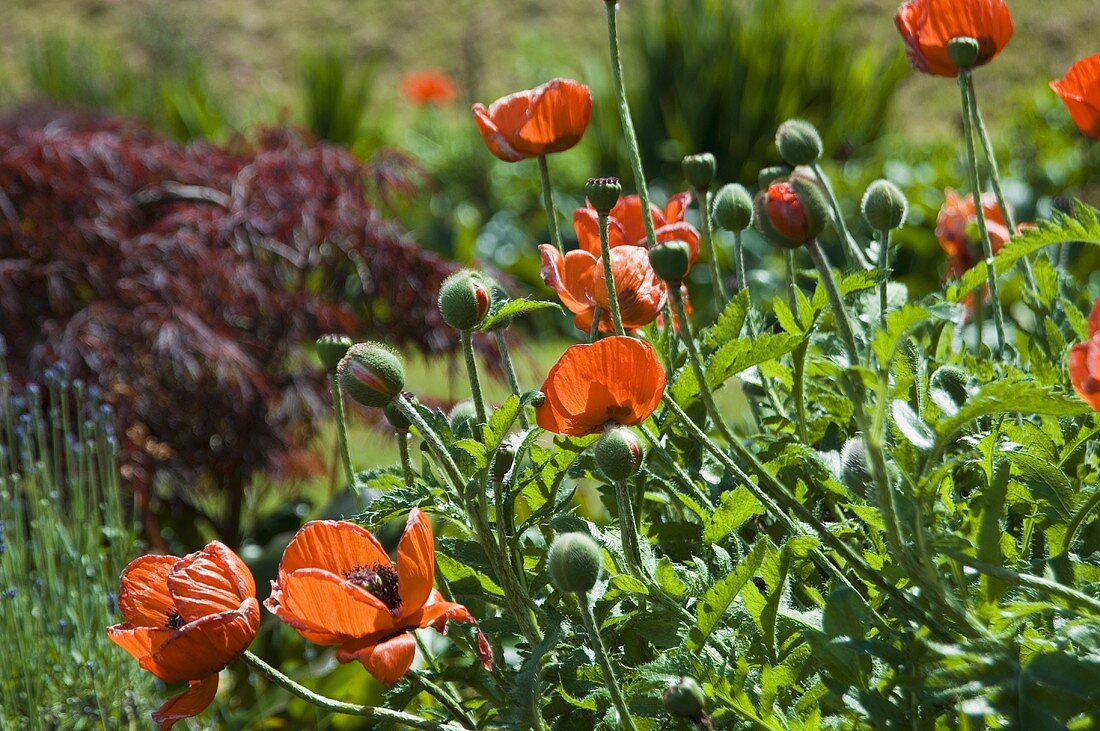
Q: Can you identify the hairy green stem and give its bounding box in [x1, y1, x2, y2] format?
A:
[958, 68, 1006, 356]
[398, 431, 414, 488]
[494, 330, 529, 429]
[696, 186, 726, 305]
[538, 155, 564, 255]
[876, 229, 891, 333]
[812, 162, 870, 270]
[408, 669, 479, 730]
[806, 240, 861, 366]
[589, 305, 603, 342]
[460, 330, 487, 434]
[784, 250, 799, 318]
[639, 423, 714, 510]
[953, 555, 1100, 617]
[599, 212, 627, 335]
[577, 596, 639, 731]
[239, 652, 467, 730]
[614, 479, 645, 578]
[668, 288, 736, 444]
[330, 373, 358, 505]
[396, 395, 466, 497]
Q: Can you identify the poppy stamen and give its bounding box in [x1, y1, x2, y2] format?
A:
[345, 564, 402, 613]
[165, 611, 185, 631]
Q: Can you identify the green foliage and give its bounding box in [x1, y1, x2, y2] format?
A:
[299, 46, 376, 148]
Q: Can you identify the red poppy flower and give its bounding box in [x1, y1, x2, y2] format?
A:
[895, 0, 1014, 77]
[1068, 299, 1100, 411]
[1051, 54, 1100, 140]
[535, 336, 666, 436]
[107, 542, 259, 730]
[573, 193, 700, 262]
[935, 188, 1011, 278]
[539, 244, 666, 334]
[472, 78, 592, 162]
[265, 512, 475, 684]
[401, 70, 457, 107]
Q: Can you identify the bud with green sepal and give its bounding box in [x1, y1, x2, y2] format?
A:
[861, 179, 908, 232]
[649, 240, 693, 284]
[383, 401, 412, 433]
[594, 425, 644, 482]
[585, 176, 622, 216]
[840, 437, 871, 498]
[548, 532, 604, 595]
[681, 153, 716, 191]
[776, 119, 823, 167]
[930, 366, 971, 413]
[439, 270, 491, 331]
[338, 342, 405, 408]
[492, 441, 516, 483]
[315, 334, 353, 372]
[757, 164, 791, 190]
[947, 36, 981, 70]
[663, 676, 712, 729]
[712, 183, 753, 232]
[448, 400, 479, 438]
[754, 175, 829, 250]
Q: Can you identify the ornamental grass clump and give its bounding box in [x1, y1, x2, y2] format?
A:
[95, 1, 1100, 728]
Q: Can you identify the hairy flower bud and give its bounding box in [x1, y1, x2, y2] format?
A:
[439, 271, 491, 330]
[338, 342, 405, 408]
[648, 240, 693, 284]
[492, 441, 516, 483]
[585, 177, 622, 215]
[383, 401, 412, 433]
[594, 425, 644, 482]
[840, 437, 871, 497]
[947, 37, 981, 69]
[681, 153, 717, 191]
[930, 366, 971, 410]
[776, 119, 823, 167]
[711, 183, 754, 232]
[757, 165, 791, 190]
[663, 676, 707, 721]
[448, 400, 478, 437]
[548, 532, 603, 595]
[861, 179, 908, 231]
[315, 334, 353, 372]
[754, 177, 829, 249]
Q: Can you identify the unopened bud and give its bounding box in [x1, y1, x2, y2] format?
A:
[492, 441, 516, 483]
[594, 425, 644, 482]
[712, 183, 753, 232]
[548, 532, 603, 595]
[648, 240, 693, 284]
[930, 366, 971, 409]
[383, 401, 412, 433]
[585, 177, 622, 215]
[681, 153, 716, 191]
[861, 179, 908, 231]
[776, 119, 823, 167]
[448, 400, 478, 437]
[338, 343, 405, 408]
[316, 334, 353, 371]
[840, 437, 871, 496]
[663, 676, 707, 721]
[757, 165, 791, 190]
[754, 177, 828, 249]
[439, 271, 491, 330]
[947, 37, 981, 70]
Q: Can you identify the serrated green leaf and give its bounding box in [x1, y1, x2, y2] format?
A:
[937, 381, 1090, 440]
[478, 298, 562, 330]
[704, 486, 763, 544]
[704, 289, 750, 350]
[610, 574, 649, 596]
[436, 552, 503, 597]
[687, 537, 769, 652]
[484, 394, 520, 452]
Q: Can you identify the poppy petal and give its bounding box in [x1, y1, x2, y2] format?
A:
[169, 542, 255, 623]
[396, 509, 435, 617]
[472, 102, 526, 163]
[518, 78, 592, 154]
[278, 520, 390, 579]
[107, 624, 174, 664]
[338, 631, 418, 685]
[655, 222, 701, 263]
[278, 568, 394, 640]
[664, 191, 693, 224]
[119, 554, 178, 628]
[1051, 54, 1100, 140]
[152, 674, 219, 731]
[142, 599, 259, 684]
[403, 589, 476, 633]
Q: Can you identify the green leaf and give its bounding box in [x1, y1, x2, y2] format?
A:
[436, 552, 503, 598]
[1008, 452, 1074, 520]
[704, 289, 750, 350]
[610, 574, 649, 596]
[484, 394, 520, 452]
[478, 298, 562, 330]
[891, 399, 935, 450]
[687, 537, 769, 652]
[937, 381, 1090, 440]
[673, 333, 801, 405]
[454, 439, 488, 469]
[704, 486, 764, 544]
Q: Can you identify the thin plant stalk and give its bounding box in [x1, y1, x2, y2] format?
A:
[784, 250, 799, 317]
[330, 373, 358, 501]
[576, 597, 639, 731]
[614, 479, 644, 578]
[958, 68, 1006, 356]
[696, 187, 726, 305]
[408, 669, 479, 730]
[538, 155, 565, 255]
[598, 212, 626, 335]
[812, 161, 871, 270]
[667, 287, 737, 444]
[460, 330, 488, 433]
[734, 230, 750, 317]
[805, 240, 860, 365]
[876, 229, 891, 332]
[588, 305, 603, 342]
[494, 330, 529, 429]
[398, 431, 414, 487]
[639, 423, 713, 510]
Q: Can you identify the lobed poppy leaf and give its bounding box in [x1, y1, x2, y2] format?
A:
[478, 298, 563, 332]
[937, 381, 1091, 442]
[687, 537, 769, 653]
[703, 289, 752, 350]
[703, 486, 764, 545]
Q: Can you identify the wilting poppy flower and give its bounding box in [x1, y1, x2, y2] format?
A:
[1068, 299, 1100, 411]
[935, 188, 1011, 278]
[539, 244, 666, 333]
[472, 78, 592, 162]
[895, 0, 1013, 77]
[107, 542, 260, 730]
[536, 336, 666, 436]
[1051, 54, 1100, 140]
[401, 70, 457, 107]
[265, 512, 475, 684]
[573, 193, 700, 262]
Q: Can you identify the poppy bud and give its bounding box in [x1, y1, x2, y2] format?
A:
[712, 183, 754, 232]
[585, 177, 622, 215]
[757, 165, 791, 190]
[548, 532, 603, 595]
[840, 437, 871, 496]
[316, 334, 353, 372]
[930, 366, 971, 409]
[861, 179, 908, 231]
[947, 37, 981, 70]
[383, 401, 412, 433]
[439, 271, 491, 331]
[775, 119, 823, 167]
[648, 240, 693, 284]
[754, 178, 829, 249]
[681, 153, 717, 191]
[492, 441, 516, 483]
[594, 425, 644, 482]
[448, 400, 479, 437]
[663, 676, 707, 720]
[338, 342, 405, 408]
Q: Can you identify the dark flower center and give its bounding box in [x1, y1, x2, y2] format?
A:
[165, 611, 185, 630]
[345, 563, 402, 613]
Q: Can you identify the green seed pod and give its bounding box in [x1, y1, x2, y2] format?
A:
[648, 240, 693, 284]
[439, 271, 491, 331]
[861, 179, 908, 231]
[712, 183, 754, 232]
[663, 676, 707, 719]
[594, 425, 644, 482]
[338, 342, 405, 408]
[585, 176, 622, 215]
[548, 532, 603, 595]
[492, 441, 516, 483]
[315, 334, 353, 372]
[840, 437, 871, 497]
[754, 177, 829, 250]
[681, 153, 717, 191]
[383, 402, 412, 433]
[448, 400, 478, 438]
[947, 37, 981, 69]
[776, 119, 823, 167]
[757, 165, 791, 190]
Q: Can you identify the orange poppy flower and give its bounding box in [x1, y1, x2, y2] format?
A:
[895, 0, 1013, 77]
[535, 336, 666, 436]
[107, 542, 259, 730]
[472, 78, 592, 162]
[401, 70, 457, 107]
[935, 188, 1011, 278]
[539, 244, 666, 333]
[573, 193, 700, 262]
[1068, 299, 1100, 411]
[265, 511, 474, 684]
[1051, 54, 1100, 140]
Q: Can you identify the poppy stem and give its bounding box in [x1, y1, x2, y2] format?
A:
[604, 0, 658, 250]
[613, 479, 645, 578]
[785, 249, 809, 439]
[667, 287, 737, 445]
[459, 330, 488, 435]
[407, 669, 480, 730]
[494, 331, 529, 429]
[395, 395, 466, 497]
[638, 424, 713, 510]
[695, 186, 727, 306]
[330, 373, 360, 508]
[239, 651, 468, 730]
[576, 595, 640, 731]
[398, 430, 414, 488]
[598, 212, 627, 336]
[537, 156, 565, 256]
[957, 68, 1006, 357]
[588, 306, 603, 342]
[876, 228, 891, 334]
[811, 162, 871, 270]
[805, 239, 861, 367]
[734, 230, 750, 319]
